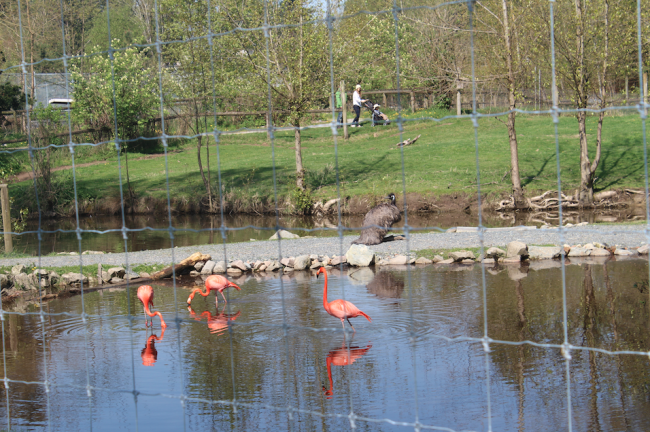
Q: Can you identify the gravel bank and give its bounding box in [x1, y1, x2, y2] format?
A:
[0, 224, 647, 269]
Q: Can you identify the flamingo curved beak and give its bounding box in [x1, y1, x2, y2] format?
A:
[229, 282, 241, 291]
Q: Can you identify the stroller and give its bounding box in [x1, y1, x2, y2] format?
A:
[362, 100, 390, 126]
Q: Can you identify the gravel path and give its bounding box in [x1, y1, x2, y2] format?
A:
[0, 224, 647, 269]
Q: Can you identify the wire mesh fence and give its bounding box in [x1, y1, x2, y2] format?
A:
[0, 0, 648, 429]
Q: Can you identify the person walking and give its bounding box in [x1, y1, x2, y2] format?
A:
[335, 90, 343, 125]
[352, 84, 367, 127]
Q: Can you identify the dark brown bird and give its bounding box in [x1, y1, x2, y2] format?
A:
[352, 193, 401, 245]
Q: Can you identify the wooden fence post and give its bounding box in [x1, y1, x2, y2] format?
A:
[456, 84, 462, 116]
[341, 80, 348, 140]
[0, 184, 12, 254]
[382, 93, 387, 108]
[410, 91, 415, 113]
[98, 263, 103, 285]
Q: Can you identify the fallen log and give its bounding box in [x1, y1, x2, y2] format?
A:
[151, 252, 211, 280]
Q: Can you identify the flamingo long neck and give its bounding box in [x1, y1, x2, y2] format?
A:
[322, 271, 330, 311]
[144, 304, 166, 328]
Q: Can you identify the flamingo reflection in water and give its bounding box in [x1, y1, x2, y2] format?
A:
[187, 305, 241, 335]
[322, 340, 372, 398]
[141, 327, 165, 366]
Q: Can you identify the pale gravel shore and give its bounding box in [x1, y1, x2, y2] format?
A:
[0, 224, 647, 269]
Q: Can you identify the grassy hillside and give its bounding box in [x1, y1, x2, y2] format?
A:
[7, 108, 648, 214]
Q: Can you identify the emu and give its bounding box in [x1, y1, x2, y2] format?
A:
[352, 193, 401, 245]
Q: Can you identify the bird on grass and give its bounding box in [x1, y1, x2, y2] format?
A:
[137, 285, 167, 329]
[352, 193, 401, 245]
[317, 267, 371, 332]
[187, 275, 241, 308]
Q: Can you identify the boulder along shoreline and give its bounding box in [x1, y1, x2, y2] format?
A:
[1, 223, 649, 302]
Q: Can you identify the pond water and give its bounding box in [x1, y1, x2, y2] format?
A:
[11, 206, 643, 256]
[2, 258, 650, 431]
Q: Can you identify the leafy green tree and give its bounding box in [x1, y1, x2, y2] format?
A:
[70, 43, 159, 209]
[220, 0, 330, 191]
[85, 1, 147, 52]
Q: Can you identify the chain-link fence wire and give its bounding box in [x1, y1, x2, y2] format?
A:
[0, 0, 648, 430]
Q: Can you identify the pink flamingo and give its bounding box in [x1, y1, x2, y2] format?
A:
[323, 341, 372, 398]
[186, 275, 241, 307]
[141, 328, 165, 366]
[137, 285, 167, 328]
[317, 267, 371, 331]
[187, 305, 241, 336]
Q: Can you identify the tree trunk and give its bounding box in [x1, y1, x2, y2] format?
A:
[294, 121, 305, 190]
[501, 0, 526, 209]
[574, 0, 591, 205]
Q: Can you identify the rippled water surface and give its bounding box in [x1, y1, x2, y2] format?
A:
[2, 258, 650, 431]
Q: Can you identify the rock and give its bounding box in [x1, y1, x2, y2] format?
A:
[637, 244, 649, 255]
[213, 261, 227, 273]
[449, 250, 475, 262]
[283, 267, 294, 273]
[227, 267, 243, 275]
[110, 277, 123, 284]
[11, 265, 27, 275]
[322, 256, 331, 265]
[437, 258, 455, 264]
[568, 247, 591, 257]
[139, 272, 151, 279]
[460, 259, 474, 264]
[107, 267, 126, 278]
[481, 258, 495, 264]
[230, 260, 249, 272]
[62, 272, 88, 285]
[309, 254, 319, 260]
[266, 261, 282, 272]
[280, 257, 292, 267]
[614, 249, 635, 256]
[13, 273, 33, 290]
[100, 270, 110, 283]
[584, 243, 595, 249]
[253, 261, 264, 270]
[269, 229, 300, 240]
[432, 255, 444, 263]
[0, 274, 9, 289]
[293, 255, 311, 271]
[82, 250, 104, 255]
[258, 264, 267, 271]
[310, 260, 322, 269]
[194, 261, 205, 271]
[576, 222, 589, 226]
[486, 247, 506, 258]
[502, 257, 522, 264]
[415, 257, 433, 265]
[528, 246, 562, 260]
[590, 248, 611, 257]
[388, 255, 408, 265]
[345, 244, 375, 267]
[331, 256, 347, 266]
[564, 245, 571, 254]
[506, 241, 528, 258]
[189, 270, 200, 277]
[201, 260, 216, 274]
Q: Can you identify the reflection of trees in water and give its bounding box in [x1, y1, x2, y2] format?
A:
[486, 261, 650, 429]
[366, 271, 404, 299]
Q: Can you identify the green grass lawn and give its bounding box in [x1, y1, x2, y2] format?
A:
[7, 108, 649, 211]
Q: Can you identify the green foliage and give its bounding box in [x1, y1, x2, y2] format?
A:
[291, 186, 313, 215]
[0, 81, 24, 112]
[85, 2, 146, 52]
[70, 43, 158, 142]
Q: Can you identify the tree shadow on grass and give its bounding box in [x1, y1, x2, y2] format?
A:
[595, 136, 645, 192]
[522, 153, 555, 188]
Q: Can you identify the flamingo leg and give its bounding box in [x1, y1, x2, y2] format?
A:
[220, 290, 228, 305]
[347, 318, 356, 333]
